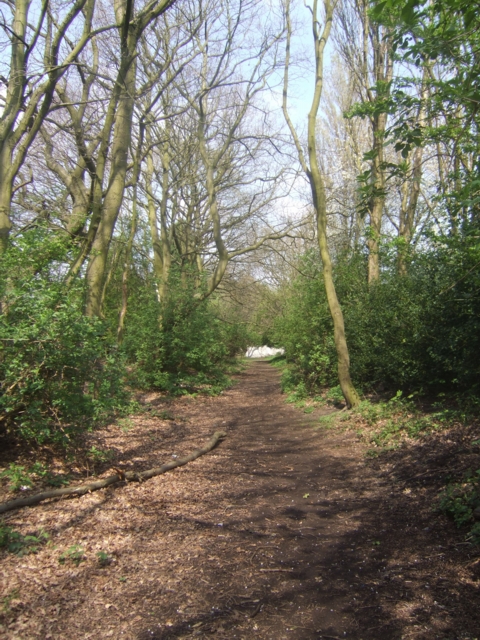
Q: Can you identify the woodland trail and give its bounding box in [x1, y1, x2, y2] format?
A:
[1, 361, 479, 639]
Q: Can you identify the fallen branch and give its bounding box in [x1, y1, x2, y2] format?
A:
[0, 431, 226, 515]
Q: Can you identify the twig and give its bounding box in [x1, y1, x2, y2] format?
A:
[249, 601, 263, 618]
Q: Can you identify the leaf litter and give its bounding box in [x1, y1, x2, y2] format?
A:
[0, 361, 479, 639]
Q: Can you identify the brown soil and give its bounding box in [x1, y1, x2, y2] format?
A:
[0, 361, 479, 639]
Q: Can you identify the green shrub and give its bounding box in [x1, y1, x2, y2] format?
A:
[0, 462, 70, 490]
[274, 250, 338, 392]
[439, 469, 480, 543]
[58, 544, 85, 565]
[0, 227, 130, 444]
[121, 266, 246, 394]
[326, 385, 344, 405]
[0, 464, 33, 491]
[274, 230, 480, 400]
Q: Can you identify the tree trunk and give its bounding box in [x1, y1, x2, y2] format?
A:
[397, 68, 428, 275]
[197, 103, 229, 299]
[283, 0, 360, 408]
[0, 0, 29, 253]
[307, 1, 359, 408]
[309, 169, 360, 408]
[398, 145, 423, 275]
[0, 0, 95, 254]
[366, 20, 393, 284]
[85, 1, 137, 317]
[117, 184, 139, 342]
[0, 155, 13, 254]
[367, 112, 386, 284]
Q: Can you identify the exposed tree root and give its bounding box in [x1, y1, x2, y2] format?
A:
[0, 430, 226, 515]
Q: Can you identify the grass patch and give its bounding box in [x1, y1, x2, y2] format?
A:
[315, 413, 339, 430]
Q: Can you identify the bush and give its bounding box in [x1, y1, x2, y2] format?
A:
[274, 250, 338, 392]
[439, 469, 480, 544]
[0, 227, 129, 444]
[121, 267, 245, 393]
[274, 231, 480, 400]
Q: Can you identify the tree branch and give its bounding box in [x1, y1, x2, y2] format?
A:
[0, 431, 227, 514]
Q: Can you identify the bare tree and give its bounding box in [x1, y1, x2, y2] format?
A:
[316, 56, 370, 253]
[334, 0, 393, 283]
[282, 0, 360, 408]
[140, 0, 300, 308]
[0, 0, 103, 253]
[84, 0, 178, 317]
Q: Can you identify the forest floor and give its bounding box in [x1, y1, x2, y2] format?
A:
[0, 360, 479, 639]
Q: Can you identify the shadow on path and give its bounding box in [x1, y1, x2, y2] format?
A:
[133, 362, 479, 640]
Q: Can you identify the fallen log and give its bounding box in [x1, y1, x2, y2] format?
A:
[0, 430, 226, 515]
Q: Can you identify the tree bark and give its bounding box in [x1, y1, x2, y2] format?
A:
[367, 112, 387, 283]
[398, 69, 428, 275]
[84, 0, 177, 316]
[283, 0, 360, 408]
[85, 0, 138, 317]
[117, 173, 140, 342]
[366, 22, 393, 284]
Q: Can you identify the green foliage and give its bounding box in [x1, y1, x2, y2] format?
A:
[97, 550, 112, 566]
[274, 250, 338, 394]
[44, 472, 71, 487]
[326, 386, 345, 406]
[121, 267, 243, 394]
[87, 446, 114, 463]
[0, 524, 49, 556]
[369, 0, 480, 226]
[0, 227, 130, 444]
[316, 413, 338, 430]
[0, 462, 70, 491]
[281, 366, 319, 406]
[274, 238, 480, 399]
[353, 393, 449, 448]
[439, 469, 480, 543]
[0, 464, 33, 491]
[58, 545, 85, 566]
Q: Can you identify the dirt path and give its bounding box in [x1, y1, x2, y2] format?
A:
[1, 361, 479, 639]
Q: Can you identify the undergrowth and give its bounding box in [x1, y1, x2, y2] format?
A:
[283, 381, 468, 451]
[0, 523, 49, 556]
[348, 392, 456, 453]
[438, 467, 480, 544]
[0, 462, 70, 492]
[339, 392, 480, 544]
